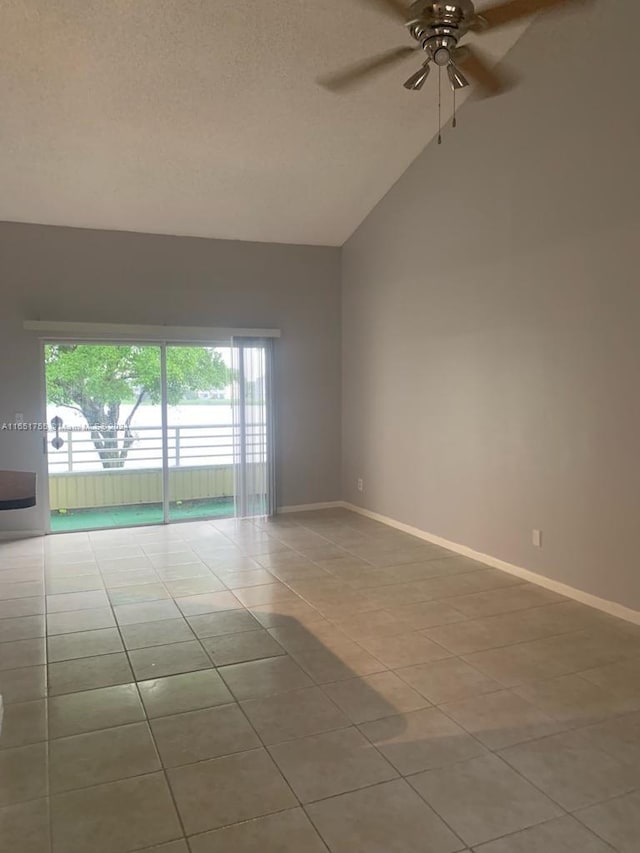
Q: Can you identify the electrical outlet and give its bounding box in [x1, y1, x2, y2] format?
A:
[357, 478, 364, 492]
[532, 529, 542, 548]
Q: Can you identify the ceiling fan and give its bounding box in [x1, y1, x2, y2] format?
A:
[318, 0, 582, 97]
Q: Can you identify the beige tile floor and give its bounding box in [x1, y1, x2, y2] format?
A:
[0, 508, 639, 852]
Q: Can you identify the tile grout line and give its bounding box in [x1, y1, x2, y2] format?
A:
[79, 516, 306, 851]
[94, 533, 203, 853]
[3, 510, 639, 851]
[570, 790, 637, 852]
[43, 560, 53, 853]
[256, 515, 474, 849]
[244, 515, 639, 849]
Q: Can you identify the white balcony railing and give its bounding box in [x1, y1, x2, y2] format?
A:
[48, 423, 268, 511]
[47, 422, 266, 473]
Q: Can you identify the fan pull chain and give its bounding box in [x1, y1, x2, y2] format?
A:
[437, 66, 442, 145]
[452, 86, 457, 128]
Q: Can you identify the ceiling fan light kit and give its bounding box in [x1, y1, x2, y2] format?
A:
[403, 62, 431, 90]
[447, 62, 469, 89]
[319, 0, 585, 139]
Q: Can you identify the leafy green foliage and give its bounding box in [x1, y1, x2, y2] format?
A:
[45, 344, 229, 468]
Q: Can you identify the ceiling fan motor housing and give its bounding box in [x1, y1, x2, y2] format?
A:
[408, 1, 477, 63]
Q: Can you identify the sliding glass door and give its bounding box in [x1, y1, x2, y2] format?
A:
[44, 338, 275, 532]
[45, 343, 165, 532]
[166, 345, 235, 522]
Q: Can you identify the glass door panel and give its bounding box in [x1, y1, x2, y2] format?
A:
[166, 345, 235, 522]
[45, 343, 164, 532]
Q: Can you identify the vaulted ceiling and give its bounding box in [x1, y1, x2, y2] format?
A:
[0, 1, 528, 245]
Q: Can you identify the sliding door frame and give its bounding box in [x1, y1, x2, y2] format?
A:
[39, 332, 277, 533]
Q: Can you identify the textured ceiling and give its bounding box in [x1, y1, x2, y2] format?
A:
[0, 1, 528, 246]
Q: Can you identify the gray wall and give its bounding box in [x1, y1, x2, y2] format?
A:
[342, 0, 640, 610]
[0, 223, 342, 531]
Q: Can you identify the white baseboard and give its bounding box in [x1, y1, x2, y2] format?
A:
[278, 501, 345, 514]
[343, 502, 640, 627]
[0, 530, 45, 540]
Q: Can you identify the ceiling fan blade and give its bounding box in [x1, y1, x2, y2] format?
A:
[473, 0, 581, 30]
[353, 0, 409, 23]
[454, 44, 511, 96]
[318, 46, 418, 93]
